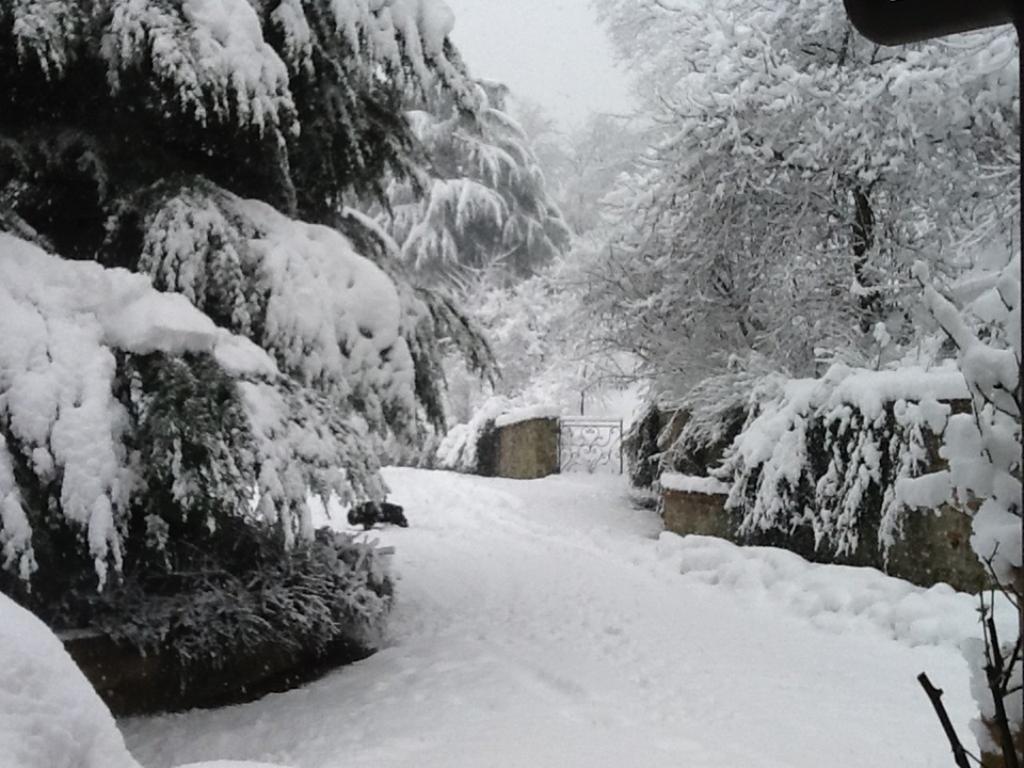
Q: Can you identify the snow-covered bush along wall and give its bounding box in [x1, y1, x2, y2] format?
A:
[435, 397, 510, 473]
[719, 364, 968, 560]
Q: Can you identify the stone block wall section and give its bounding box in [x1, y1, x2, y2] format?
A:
[491, 417, 560, 479]
[661, 488, 988, 593]
[61, 631, 373, 715]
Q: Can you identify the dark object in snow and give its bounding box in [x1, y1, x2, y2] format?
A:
[348, 501, 409, 530]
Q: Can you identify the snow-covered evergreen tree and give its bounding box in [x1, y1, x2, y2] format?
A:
[377, 80, 571, 286]
[0, 0, 478, 657]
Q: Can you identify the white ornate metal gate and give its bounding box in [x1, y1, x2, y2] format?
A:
[558, 418, 624, 474]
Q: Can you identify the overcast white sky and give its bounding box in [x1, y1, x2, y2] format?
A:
[445, 0, 635, 129]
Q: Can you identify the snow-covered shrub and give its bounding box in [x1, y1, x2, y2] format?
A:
[623, 404, 662, 490]
[623, 368, 776, 492]
[720, 364, 967, 559]
[0, 235, 273, 588]
[95, 525, 392, 674]
[0, 236, 395, 658]
[659, 366, 776, 480]
[107, 183, 418, 438]
[900, 258, 1021, 763]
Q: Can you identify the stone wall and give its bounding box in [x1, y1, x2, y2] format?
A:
[661, 489, 734, 541]
[491, 417, 560, 480]
[661, 489, 988, 593]
[658, 390, 991, 593]
[62, 631, 373, 716]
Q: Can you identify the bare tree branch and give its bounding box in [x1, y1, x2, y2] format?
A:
[917, 673, 975, 768]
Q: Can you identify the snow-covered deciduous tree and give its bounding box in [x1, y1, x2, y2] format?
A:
[587, 0, 1018, 395]
[547, 114, 645, 237]
[0, 0, 479, 663]
[378, 80, 571, 286]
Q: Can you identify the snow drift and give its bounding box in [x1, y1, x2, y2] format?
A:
[0, 592, 140, 768]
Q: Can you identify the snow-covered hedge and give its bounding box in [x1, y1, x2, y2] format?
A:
[622, 403, 663, 490]
[627, 370, 765, 492]
[95, 526, 393, 675]
[719, 364, 968, 559]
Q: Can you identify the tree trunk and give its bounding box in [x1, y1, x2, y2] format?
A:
[851, 186, 882, 330]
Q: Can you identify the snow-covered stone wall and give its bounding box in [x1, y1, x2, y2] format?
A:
[656, 364, 990, 592]
[660, 479, 986, 592]
[436, 400, 559, 479]
[493, 417, 559, 480]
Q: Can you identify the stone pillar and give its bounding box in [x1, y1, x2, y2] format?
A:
[493, 417, 559, 479]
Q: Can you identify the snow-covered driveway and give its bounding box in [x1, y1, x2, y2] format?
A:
[123, 468, 984, 768]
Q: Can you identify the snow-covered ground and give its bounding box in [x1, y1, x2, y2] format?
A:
[123, 468, 986, 768]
